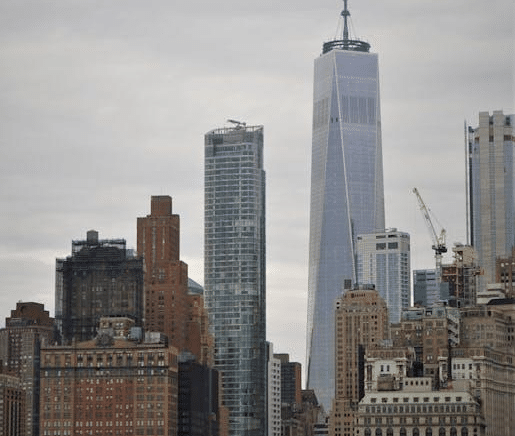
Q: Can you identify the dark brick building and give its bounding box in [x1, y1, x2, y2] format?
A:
[55, 230, 144, 343]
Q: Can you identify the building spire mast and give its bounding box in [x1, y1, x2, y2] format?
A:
[342, 0, 350, 42]
[322, 0, 370, 54]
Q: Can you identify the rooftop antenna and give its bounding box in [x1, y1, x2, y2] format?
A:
[342, 0, 350, 42]
[323, 0, 370, 54]
[227, 119, 246, 130]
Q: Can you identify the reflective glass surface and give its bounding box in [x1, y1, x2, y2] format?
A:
[307, 49, 385, 411]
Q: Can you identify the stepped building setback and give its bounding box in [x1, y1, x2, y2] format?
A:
[55, 230, 144, 344]
[137, 196, 213, 365]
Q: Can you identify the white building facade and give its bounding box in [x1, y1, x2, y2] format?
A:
[357, 229, 410, 324]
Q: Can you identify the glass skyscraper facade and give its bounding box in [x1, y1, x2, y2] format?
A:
[204, 124, 267, 436]
[306, 6, 385, 412]
[356, 229, 411, 324]
[467, 110, 515, 284]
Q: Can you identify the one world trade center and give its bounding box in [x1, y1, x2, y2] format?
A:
[306, 0, 385, 412]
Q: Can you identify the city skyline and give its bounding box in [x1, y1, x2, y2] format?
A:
[0, 0, 513, 374]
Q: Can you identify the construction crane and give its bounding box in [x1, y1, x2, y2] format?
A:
[412, 187, 447, 282]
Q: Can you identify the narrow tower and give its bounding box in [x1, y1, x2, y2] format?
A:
[204, 122, 267, 435]
[467, 110, 515, 285]
[307, 1, 385, 412]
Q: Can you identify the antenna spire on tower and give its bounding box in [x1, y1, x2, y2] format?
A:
[322, 0, 370, 53]
[341, 0, 350, 42]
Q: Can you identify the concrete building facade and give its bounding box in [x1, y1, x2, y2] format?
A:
[55, 230, 144, 344]
[137, 196, 212, 365]
[331, 286, 389, 436]
[178, 356, 224, 436]
[391, 306, 460, 380]
[39, 324, 180, 436]
[467, 110, 515, 284]
[274, 353, 302, 406]
[0, 373, 26, 436]
[267, 346, 281, 436]
[357, 229, 411, 323]
[0, 302, 55, 436]
[355, 377, 485, 436]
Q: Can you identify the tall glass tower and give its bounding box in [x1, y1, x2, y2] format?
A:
[306, 1, 385, 412]
[204, 122, 267, 436]
[467, 110, 515, 285]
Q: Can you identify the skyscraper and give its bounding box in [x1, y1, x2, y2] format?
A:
[55, 230, 144, 344]
[357, 229, 411, 324]
[307, 1, 385, 412]
[331, 286, 389, 435]
[204, 122, 266, 435]
[466, 110, 515, 284]
[137, 197, 189, 351]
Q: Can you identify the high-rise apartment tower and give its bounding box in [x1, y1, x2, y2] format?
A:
[204, 122, 266, 435]
[307, 1, 385, 411]
[466, 110, 515, 284]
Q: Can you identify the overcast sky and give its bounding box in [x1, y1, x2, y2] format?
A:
[0, 0, 513, 373]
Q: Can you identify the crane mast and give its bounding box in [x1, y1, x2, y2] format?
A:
[412, 188, 447, 283]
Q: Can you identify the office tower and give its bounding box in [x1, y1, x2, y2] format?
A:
[0, 302, 54, 436]
[357, 229, 411, 323]
[178, 355, 224, 436]
[137, 196, 208, 360]
[391, 305, 460, 378]
[413, 269, 451, 307]
[204, 122, 266, 435]
[0, 374, 25, 436]
[40, 319, 180, 436]
[186, 278, 215, 367]
[466, 110, 515, 284]
[274, 354, 302, 406]
[496, 248, 515, 298]
[331, 285, 389, 436]
[454, 301, 515, 436]
[307, 0, 385, 412]
[55, 230, 144, 343]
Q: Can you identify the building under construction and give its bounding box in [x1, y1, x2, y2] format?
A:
[55, 230, 144, 344]
[441, 244, 482, 307]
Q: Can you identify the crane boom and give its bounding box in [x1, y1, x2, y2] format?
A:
[412, 188, 447, 283]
